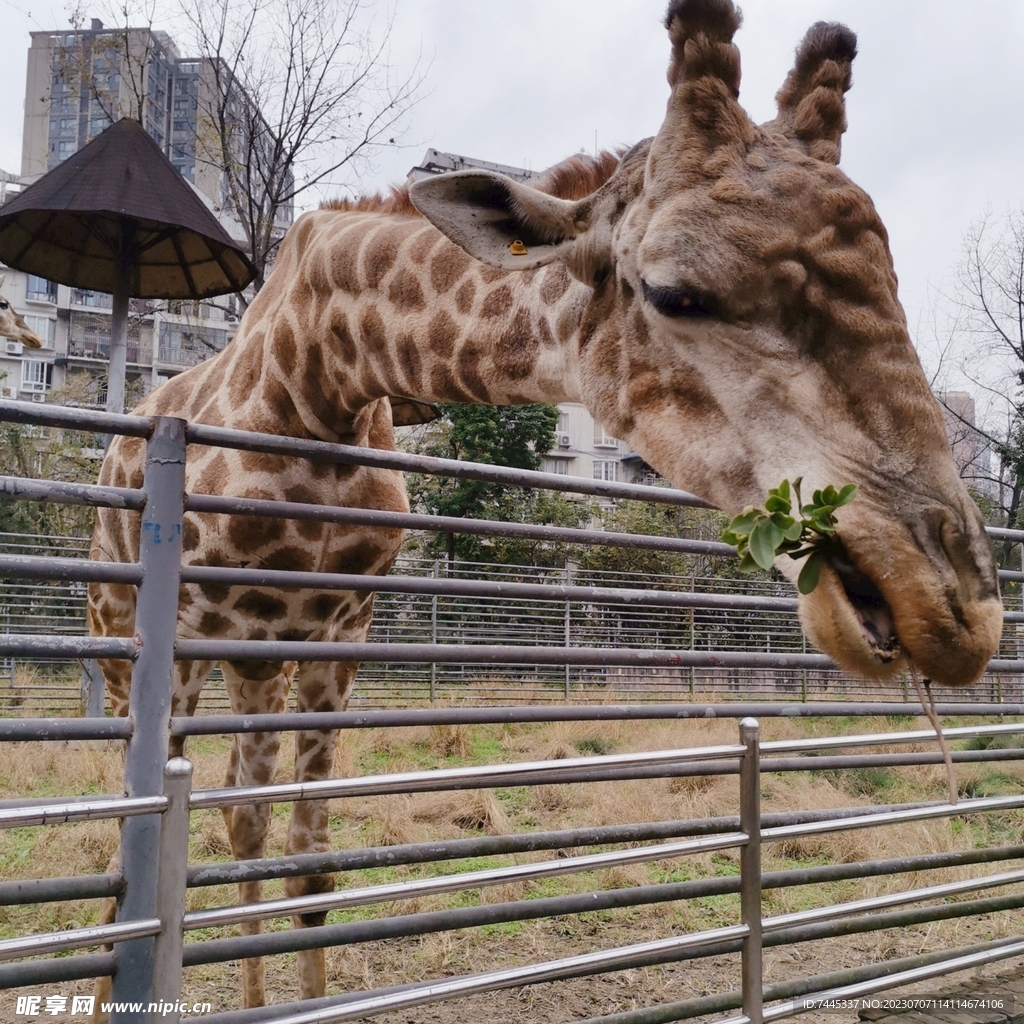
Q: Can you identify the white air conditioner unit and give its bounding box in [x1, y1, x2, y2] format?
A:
[4, 341, 24, 356]
[30, 392, 46, 403]
[557, 433, 572, 448]
[227, 314, 239, 323]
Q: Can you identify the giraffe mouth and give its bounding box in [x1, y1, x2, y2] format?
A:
[819, 541, 901, 662]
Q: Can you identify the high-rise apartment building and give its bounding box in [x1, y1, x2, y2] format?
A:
[2, 20, 287, 411]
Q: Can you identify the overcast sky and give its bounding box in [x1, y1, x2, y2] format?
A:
[1, 0, 1023, 380]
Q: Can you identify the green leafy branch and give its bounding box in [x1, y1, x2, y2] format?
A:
[721, 478, 858, 594]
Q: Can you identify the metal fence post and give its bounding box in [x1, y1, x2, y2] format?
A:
[564, 561, 575, 699]
[110, 416, 186, 1018]
[152, 757, 193, 1021]
[80, 658, 105, 717]
[430, 560, 438, 702]
[739, 717, 763, 1024]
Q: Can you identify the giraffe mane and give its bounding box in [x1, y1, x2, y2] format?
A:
[321, 149, 626, 215]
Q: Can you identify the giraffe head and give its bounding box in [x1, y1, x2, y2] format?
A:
[0, 276, 43, 349]
[410, 0, 1002, 689]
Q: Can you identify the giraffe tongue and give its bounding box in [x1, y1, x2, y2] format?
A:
[826, 545, 900, 661]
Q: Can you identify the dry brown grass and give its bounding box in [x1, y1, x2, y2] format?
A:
[2, 712, 1023, 1020]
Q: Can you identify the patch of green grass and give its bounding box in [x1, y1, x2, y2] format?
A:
[576, 736, 615, 756]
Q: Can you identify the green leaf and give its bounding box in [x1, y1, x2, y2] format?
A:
[835, 483, 858, 506]
[781, 519, 804, 542]
[725, 507, 761, 538]
[748, 519, 783, 569]
[797, 551, 823, 594]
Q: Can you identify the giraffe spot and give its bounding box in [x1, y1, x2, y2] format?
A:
[481, 285, 513, 319]
[178, 589, 193, 608]
[262, 546, 315, 573]
[396, 333, 423, 393]
[359, 306, 387, 352]
[388, 269, 426, 311]
[199, 611, 232, 634]
[228, 514, 286, 552]
[199, 580, 231, 603]
[304, 252, 331, 295]
[234, 590, 288, 620]
[538, 317, 556, 348]
[303, 593, 344, 619]
[454, 278, 476, 315]
[329, 309, 358, 365]
[427, 310, 457, 359]
[263, 378, 302, 431]
[430, 247, 470, 294]
[303, 344, 341, 426]
[196, 453, 229, 495]
[539, 265, 571, 305]
[284, 484, 317, 505]
[278, 628, 307, 642]
[228, 659, 287, 681]
[459, 344, 491, 402]
[325, 544, 385, 576]
[408, 226, 438, 264]
[340, 604, 374, 631]
[182, 518, 200, 552]
[113, 465, 127, 488]
[273, 321, 298, 376]
[228, 350, 261, 405]
[429, 364, 464, 399]
[296, 518, 325, 542]
[330, 243, 361, 293]
[363, 226, 402, 289]
[494, 308, 538, 381]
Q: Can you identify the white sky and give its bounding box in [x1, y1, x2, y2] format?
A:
[2, 0, 1023, 378]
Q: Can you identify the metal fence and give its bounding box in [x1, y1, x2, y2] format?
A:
[1, 398, 1024, 1024]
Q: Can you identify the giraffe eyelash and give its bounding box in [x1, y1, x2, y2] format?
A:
[640, 279, 718, 319]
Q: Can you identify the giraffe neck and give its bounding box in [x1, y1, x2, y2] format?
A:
[235, 210, 587, 441]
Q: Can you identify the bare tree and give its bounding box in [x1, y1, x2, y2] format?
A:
[932, 207, 1024, 540]
[177, 0, 426, 298]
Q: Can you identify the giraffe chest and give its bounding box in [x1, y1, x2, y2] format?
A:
[178, 453, 408, 644]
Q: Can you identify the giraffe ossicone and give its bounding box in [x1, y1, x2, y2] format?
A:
[87, 0, 1002, 1011]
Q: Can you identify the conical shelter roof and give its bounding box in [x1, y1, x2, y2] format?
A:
[0, 118, 255, 298]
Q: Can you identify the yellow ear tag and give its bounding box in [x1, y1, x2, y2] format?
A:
[509, 239, 528, 255]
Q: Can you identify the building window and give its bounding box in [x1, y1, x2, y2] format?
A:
[593, 460, 618, 483]
[594, 424, 618, 448]
[543, 458, 570, 476]
[23, 316, 55, 345]
[71, 289, 112, 308]
[26, 276, 57, 302]
[21, 360, 53, 393]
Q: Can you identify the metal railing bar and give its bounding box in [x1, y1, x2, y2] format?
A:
[177, 563, 798, 614]
[0, 635, 137, 659]
[0, 795, 167, 828]
[0, 553, 143, 585]
[0, 475, 145, 511]
[0, 951, 116, 990]
[987, 527, 1024, 541]
[575, 936, 1024, 1024]
[762, 748, 1024, 773]
[184, 421, 713, 507]
[0, 399, 152, 436]
[169, 703, 1024, 735]
[762, 936, 1024, 1022]
[763, 867, 1024, 931]
[174, 638, 837, 670]
[185, 492, 734, 555]
[183, 831, 748, 930]
[202, 924, 752, 1024]
[0, 918, 162, 961]
[762, 720, 1024, 753]
[762, 795, 1024, 843]
[187, 804, 971, 888]
[0, 718, 132, 742]
[0, 872, 123, 906]
[189, 745, 745, 810]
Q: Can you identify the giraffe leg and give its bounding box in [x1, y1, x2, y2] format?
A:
[220, 661, 295, 1008]
[90, 660, 211, 1024]
[284, 659, 357, 1000]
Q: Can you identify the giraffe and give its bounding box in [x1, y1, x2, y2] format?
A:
[0, 276, 44, 349]
[87, 0, 1002, 1010]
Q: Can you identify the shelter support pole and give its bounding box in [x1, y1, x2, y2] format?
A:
[110, 417, 186, 1018]
[107, 272, 130, 415]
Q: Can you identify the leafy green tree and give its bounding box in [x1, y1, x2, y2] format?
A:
[405, 403, 564, 567]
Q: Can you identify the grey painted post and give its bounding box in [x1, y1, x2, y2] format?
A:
[80, 659, 105, 718]
[107, 272, 130, 416]
[739, 717, 763, 1024]
[430, 560, 438, 702]
[564, 561, 575, 699]
[152, 757, 193, 1021]
[110, 417, 186, 1018]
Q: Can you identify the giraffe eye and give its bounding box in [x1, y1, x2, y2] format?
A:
[0, 301, 8, 310]
[641, 279, 717, 319]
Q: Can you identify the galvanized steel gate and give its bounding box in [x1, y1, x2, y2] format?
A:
[2, 399, 1024, 1024]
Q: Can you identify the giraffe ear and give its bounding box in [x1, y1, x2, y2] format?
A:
[770, 22, 857, 164]
[410, 171, 590, 274]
